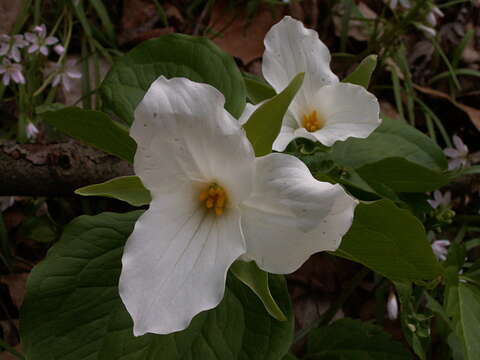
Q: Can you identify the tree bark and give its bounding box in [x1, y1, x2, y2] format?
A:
[0, 141, 132, 196]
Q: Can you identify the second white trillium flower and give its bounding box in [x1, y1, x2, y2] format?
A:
[241, 16, 381, 151]
[119, 76, 358, 336]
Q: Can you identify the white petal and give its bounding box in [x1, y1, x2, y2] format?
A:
[120, 185, 246, 335]
[453, 135, 468, 154]
[272, 110, 306, 151]
[307, 83, 380, 147]
[262, 16, 338, 111]
[448, 158, 463, 170]
[240, 153, 357, 274]
[131, 76, 255, 205]
[238, 102, 260, 126]
[443, 148, 460, 158]
[45, 36, 58, 45]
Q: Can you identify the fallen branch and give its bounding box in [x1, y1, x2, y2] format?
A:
[0, 141, 132, 196]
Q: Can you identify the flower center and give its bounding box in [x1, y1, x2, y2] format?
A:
[199, 183, 227, 216]
[302, 110, 324, 132]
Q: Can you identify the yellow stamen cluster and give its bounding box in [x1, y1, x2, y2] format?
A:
[302, 110, 324, 132]
[199, 183, 227, 216]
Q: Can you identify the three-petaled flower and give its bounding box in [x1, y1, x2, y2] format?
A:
[240, 16, 381, 151]
[119, 76, 358, 336]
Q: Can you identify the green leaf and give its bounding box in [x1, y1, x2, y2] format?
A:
[446, 280, 480, 360]
[244, 75, 276, 104]
[101, 34, 246, 123]
[230, 261, 287, 322]
[356, 157, 449, 193]
[306, 318, 411, 360]
[243, 72, 304, 156]
[336, 200, 442, 281]
[75, 176, 151, 206]
[342, 54, 378, 89]
[330, 116, 447, 172]
[20, 211, 293, 360]
[44, 107, 136, 163]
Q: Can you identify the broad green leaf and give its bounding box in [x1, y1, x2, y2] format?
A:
[342, 54, 378, 89]
[356, 157, 449, 193]
[20, 211, 293, 360]
[230, 261, 286, 321]
[243, 72, 304, 156]
[446, 280, 480, 360]
[75, 176, 151, 206]
[244, 75, 276, 104]
[336, 200, 442, 281]
[44, 107, 136, 163]
[330, 116, 447, 171]
[101, 34, 246, 123]
[306, 318, 411, 359]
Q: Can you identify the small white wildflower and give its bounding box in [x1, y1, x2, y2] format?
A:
[45, 58, 82, 92]
[0, 34, 28, 62]
[26, 122, 39, 140]
[54, 44, 65, 56]
[444, 135, 470, 170]
[388, 0, 412, 9]
[25, 24, 58, 56]
[0, 58, 25, 85]
[386, 290, 399, 320]
[427, 190, 451, 209]
[0, 196, 14, 212]
[431, 240, 450, 261]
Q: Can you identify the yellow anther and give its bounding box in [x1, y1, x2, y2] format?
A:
[199, 183, 228, 215]
[302, 110, 324, 132]
[199, 190, 208, 201]
[206, 198, 214, 208]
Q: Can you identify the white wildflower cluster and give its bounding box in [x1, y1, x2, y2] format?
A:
[387, 0, 444, 37]
[0, 24, 70, 87]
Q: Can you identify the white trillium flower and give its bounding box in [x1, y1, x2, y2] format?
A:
[26, 122, 39, 139]
[239, 16, 381, 151]
[444, 135, 469, 170]
[119, 76, 358, 336]
[427, 190, 451, 209]
[0, 58, 25, 85]
[0, 34, 28, 62]
[431, 240, 450, 261]
[25, 24, 58, 56]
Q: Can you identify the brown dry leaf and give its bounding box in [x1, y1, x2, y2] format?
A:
[332, 2, 377, 42]
[414, 84, 480, 131]
[380, 101, 401, 120]
[0, 1, 22, 34]
[208, 5, 283, 64]
[0, 273, 28, 309]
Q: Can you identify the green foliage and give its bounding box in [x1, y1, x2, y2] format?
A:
[342, 55, 378, 89]
[306, 318, 411, 359]
[336, 200, 442, 282]
[243, 72, 304, 156]
[446, 279, 480, 360]
[230, 261, 286, 322]
[75, 176, 151, 206]
[20, 211, 294, 360]
[244, 75, 276, 104]
[101, 34, 246, 123]
[44, 107, 136, 163]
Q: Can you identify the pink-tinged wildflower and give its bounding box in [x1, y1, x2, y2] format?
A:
[444, 135, 469, 170]
[0, 58, 25, 85]
[25, 24, 58, 56]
